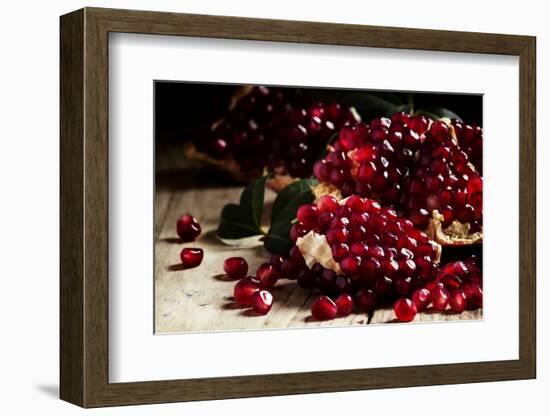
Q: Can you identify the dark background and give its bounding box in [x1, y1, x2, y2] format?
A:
[154, 82, 483, 144]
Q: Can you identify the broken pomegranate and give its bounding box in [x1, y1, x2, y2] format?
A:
[189, 86, 359, 184]
[312, 114, 483, 247]
[402, 119, 483, 245]
[292, 195, 441, 303]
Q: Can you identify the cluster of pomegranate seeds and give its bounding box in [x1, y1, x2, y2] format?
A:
[393, 256, 482, 322]
[223, 257, 248, 280]
[400, 120, 483, 231]
[204, 86, 359, 177]
[176, 214, 202, 242]
[179, 248, 204, 269]
[313, 112, 483, 238]
[451, 119, 483, 174]
[313, 112, 425, 206]
[291, 195, 441, 311]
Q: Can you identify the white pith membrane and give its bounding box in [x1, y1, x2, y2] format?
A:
[296, 197, 442, 275]
[310, 118, 483, 247]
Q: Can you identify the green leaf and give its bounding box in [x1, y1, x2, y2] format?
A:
[416, 107, 462, 122]
[240, 173, 271, 229]
[350, 92, 404, 117]
[264, 220, 295, 255]
[264, 178, 316, 255]
[217, 175, 270, 240]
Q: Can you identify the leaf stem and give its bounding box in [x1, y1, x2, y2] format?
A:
[408, 93, 414, 114]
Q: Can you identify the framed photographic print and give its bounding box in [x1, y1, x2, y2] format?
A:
[60, 7, 536, 408]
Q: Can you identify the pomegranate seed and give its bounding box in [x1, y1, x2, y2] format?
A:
[317, 195, 339, 213]
[311, 295, 338, 320]
[296, 204, 319, 229]
[340, 256, 361, 276]
[394, 298, 417, 322]
[355, 289, 377, 312]
[463, 282, 483, 308]
[410, 208, 430, 229]
[289, 223, 308, 241]
[223, 257, 248, 280]
[449, 289, 467, 313]
[179, 248, 203, 269]
[233, 277, 261, 306]
[393, 276, 412, 297]
[431, 286, 450, 311]
[335, 294, 354, 316]
[176, 214, 201, 242]
[256, 263, 280, 287]
[430, 120, 450, 143]
[412, 288, 431, 312]
[251, 290, 273, 315]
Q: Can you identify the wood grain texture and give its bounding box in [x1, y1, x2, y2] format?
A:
[60, 8, 85, 406]
[60, 7, 537, 408]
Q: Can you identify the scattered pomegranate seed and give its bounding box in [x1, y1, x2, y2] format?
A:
[223, 257, 248, 280]
[179, 248, 203, 269]
[176, 214, 201, 242]
[256, 263, 280, 287]
[335, 294, 354, 316]
[311, 295, 338, 320]
[251, 290, 273, 315]
[233, 277, 261, 307]
[394, 298, 417, 322]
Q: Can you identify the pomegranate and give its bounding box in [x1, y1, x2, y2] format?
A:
[312, 114, 483, 247]
[292, 195, 441, 302]
[189, 86, 359, 183]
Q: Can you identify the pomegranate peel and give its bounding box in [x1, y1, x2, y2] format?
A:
[427, 210, 483, 246]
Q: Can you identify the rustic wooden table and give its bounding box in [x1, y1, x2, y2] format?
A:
[154, 163, 482, 334]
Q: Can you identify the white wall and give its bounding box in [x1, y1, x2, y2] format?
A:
[0, 0, 546, 414]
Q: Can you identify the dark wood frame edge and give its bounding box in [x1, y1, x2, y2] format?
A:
[60, 7, 536, 408]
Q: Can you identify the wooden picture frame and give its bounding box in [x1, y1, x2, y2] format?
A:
[60, 7, 536, 408]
